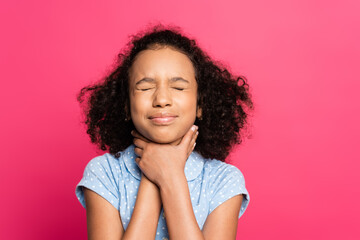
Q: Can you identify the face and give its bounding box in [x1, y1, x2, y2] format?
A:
[128, 46, 201, 145]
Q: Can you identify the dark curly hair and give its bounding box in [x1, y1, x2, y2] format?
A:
[77, 24, 253, 162]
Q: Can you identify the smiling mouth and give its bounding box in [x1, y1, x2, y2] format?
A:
[149, 116, 177, 125]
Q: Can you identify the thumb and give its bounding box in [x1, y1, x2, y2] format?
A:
[179, 125, 198, 148]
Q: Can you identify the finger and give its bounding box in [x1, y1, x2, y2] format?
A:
[186, 127, 198, 153]
[135, 157, 141, 166]
[187, 130, 198, 156]
[134, 146, 143, 157]
[179, 125, 198, 148]
[131, 130, 150, 143]
[186, 129, 197, 153]
[133, 137, 146, 149]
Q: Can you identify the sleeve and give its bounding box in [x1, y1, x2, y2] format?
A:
[75, 155, 120, 211]
[208, 165, 250, 219]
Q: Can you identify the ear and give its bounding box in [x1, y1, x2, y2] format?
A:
[196, 106, 202, 119]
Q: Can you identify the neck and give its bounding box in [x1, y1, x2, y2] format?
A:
[169, 137, 182, 146]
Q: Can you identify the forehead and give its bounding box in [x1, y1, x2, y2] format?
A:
[129, 47, 195, 80]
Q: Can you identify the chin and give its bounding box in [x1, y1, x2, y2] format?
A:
[151, 136, 180, 145]
[144, 132, 182, 145]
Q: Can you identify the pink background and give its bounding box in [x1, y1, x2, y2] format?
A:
[1, 0, 359, 239]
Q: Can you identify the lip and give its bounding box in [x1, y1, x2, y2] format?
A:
[148, 112, 178, 125]
[149, 112, 178, 118]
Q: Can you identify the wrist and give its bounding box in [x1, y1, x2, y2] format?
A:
[159, 171, 186, 191]
[140, 173, 161, 197]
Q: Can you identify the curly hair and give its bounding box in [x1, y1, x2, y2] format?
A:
[77, 24, 253, 161]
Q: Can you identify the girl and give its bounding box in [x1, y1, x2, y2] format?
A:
[75, 24, 253, 240]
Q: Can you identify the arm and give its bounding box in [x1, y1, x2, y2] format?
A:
[122, 173, 162, 239]
[160, 174, 243, 240]
[131, 125, 244, 239]
[159, 172, 204, 240]
[83, 187, 123, 240]
[83, 174, 162, 240]
[202, 194, 243, 240]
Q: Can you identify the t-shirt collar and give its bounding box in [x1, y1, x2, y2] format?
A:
[121, 144, 204, 181]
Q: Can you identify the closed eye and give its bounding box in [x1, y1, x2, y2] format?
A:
[140, 88, 153, 91]
[173, 87, 185, 91]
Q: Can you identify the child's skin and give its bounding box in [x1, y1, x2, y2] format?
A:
[84, 46, 243, 240]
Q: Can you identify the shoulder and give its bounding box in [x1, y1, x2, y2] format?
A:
[75, 152, 124, 210]
[84, 152, 121, 173]
[204, 158, 250, 218]
[204, 158, 245, 183]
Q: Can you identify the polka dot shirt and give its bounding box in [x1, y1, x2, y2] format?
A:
[75, 144, 249, 239]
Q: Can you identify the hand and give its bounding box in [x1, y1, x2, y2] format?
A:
[131, 125, 199, 188]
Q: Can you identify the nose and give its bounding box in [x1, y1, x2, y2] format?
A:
[152, 86, 172, 108]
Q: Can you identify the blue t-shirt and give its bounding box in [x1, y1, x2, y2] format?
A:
[75, 144, 249, 239]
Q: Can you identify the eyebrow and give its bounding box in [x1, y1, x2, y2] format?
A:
[135, 77, 190, 85]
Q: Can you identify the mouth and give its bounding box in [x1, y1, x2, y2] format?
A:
[148, 113, 178, 125]
[149, 116, 177, 125]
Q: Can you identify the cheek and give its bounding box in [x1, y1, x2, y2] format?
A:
[130, 93, 148, 111]
[176, 96, 198, 123]
[129, 95, 145, 123]
[182, 94, 198, 113]
[130, 101, 145, 121]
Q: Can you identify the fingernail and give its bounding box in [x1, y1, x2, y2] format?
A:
[193, 142, 196, 148]
[191, 125, 196, 131]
